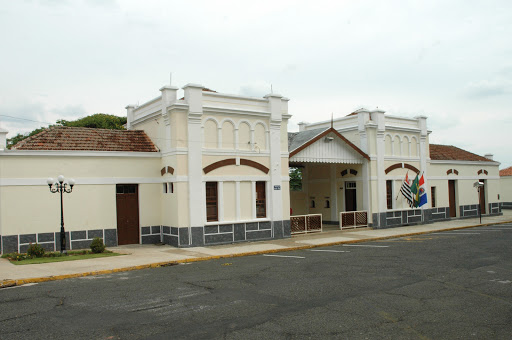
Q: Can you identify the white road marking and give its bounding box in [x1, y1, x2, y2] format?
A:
[432, 232, 480, 235]
[342, 244, 389, 248]
[476, 228, 512, 230]
[308, 249, 350, 253]
[3, 282, 38, 289]
[263, 254, 305, 259]
[468, 229, 500, 231]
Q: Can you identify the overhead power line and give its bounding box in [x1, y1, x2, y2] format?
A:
[0, 114, 53, 125]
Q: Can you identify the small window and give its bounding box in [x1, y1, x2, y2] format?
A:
[325, 200, 330, 208]
[117, 184, 137, 194]
[386, 180, 393, 209]
[206, 182, 218, 222]
[256, 181, 266, 218]
[310, 200, 315, 208]
[163, 183, 174, 194]
[346, 182, 357, 189]
[431, 187, 436, 208]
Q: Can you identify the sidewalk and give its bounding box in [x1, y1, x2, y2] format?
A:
[2, 211, 511, 287]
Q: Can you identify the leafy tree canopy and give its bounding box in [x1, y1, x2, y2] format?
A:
[289, 167, 303, 191]
[7, 113, 127, 149]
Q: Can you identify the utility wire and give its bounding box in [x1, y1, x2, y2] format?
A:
[0, 114, 53, 125]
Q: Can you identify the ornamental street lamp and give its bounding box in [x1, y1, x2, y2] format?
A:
[473, 180, 484, 224]
[47, 175, 75, 253]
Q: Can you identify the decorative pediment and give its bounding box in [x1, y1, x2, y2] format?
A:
[290, 132, 366, 164]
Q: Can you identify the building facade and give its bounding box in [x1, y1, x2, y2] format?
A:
[0, 83, 291, 254]
[499, 166, 512, 209]
[288, 109, 501, 228]
[0, 82, 503, 254]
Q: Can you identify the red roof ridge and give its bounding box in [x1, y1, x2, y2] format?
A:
[500, 166, 512, 176]
[429, 144, 492, 162]
[12, 126, 158, 152]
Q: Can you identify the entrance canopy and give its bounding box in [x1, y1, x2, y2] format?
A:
[288, 127, 369, 164]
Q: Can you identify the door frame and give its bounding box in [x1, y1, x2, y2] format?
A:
[448, 180, 457, 218]
[344, 181, 357, 212]
[116, 184, 140, 245]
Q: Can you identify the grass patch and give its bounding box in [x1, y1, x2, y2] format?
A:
[3, 250, 122, 265]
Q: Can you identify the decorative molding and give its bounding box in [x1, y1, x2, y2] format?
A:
[203, 158, 236, 174]
[240, 159, 269, 174]
[289, 127, 370, 161]
[341, 169, 358, 177]
[447, 169, 459, 175]
[430, 160, 498, 166]
[161, 166, 175, 176]
[0, 150, 161, 158]
[203, 107, 270, 118]
[203, 158, 269, 174]
[0, 176, 190, 186]
[477, 169, 488, 175]
[384, 163, 420, 174]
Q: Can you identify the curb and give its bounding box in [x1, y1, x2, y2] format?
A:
[2, 220, 511, 289]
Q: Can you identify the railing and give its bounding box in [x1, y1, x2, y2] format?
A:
[290, 214, 322, 234]
[340, 210, 368, 230]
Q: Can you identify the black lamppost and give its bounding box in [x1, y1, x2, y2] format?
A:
[47, 175, 75, 253]
[474, 180, 484, 224]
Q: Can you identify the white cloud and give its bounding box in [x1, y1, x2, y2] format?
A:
[465, 77, 512, 98]
[0, 0, 511, 167]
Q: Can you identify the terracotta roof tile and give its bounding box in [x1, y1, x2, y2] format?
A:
[429, 144, 491, 162]
[12, 126, 158, 152]
[500, 166, 512, 176]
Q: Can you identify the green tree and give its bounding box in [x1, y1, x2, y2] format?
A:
[6, 127, 46, 149]
[289, 167, 303, 191]
[57, 113, 127, 130]
[7, 113, 127, 149]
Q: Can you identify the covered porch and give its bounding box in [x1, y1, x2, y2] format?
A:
[287, 127, 370, 233]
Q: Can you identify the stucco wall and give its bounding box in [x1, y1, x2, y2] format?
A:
[0, 154, 162, 237]
[0, 184, 117, 236]
[500, 176, 512, 203]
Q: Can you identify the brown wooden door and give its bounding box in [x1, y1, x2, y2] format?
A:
[479, 182, 486, 214]
[448, 180, 456, 218]
[116, 184, 140, 245]
[345, 182, 357, 212]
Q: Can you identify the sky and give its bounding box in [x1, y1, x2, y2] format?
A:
[1, 0, 511, 168]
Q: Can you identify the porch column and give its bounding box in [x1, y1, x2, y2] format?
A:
[373, 110, 387, 212]
[265, 93, 284, 223]
[330, 164, 338, 222]
[362, 161, 370, 212]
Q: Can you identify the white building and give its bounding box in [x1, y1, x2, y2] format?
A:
[288, 109, 501, 228]
[0, 81, 502, 254]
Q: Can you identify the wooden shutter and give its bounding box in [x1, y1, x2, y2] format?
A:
[386, 180, 392, 209]
[206, 182, 218, 222]
[256, 181, 266, 218]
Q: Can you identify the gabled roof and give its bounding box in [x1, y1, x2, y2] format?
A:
[288, 127, 370, 160]
[500, 166, 512, 176]
[429, 144, 492, 162]
[12, 126, 159, 152]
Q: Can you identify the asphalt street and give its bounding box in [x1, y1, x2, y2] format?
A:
[1, 224, 511, 339]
